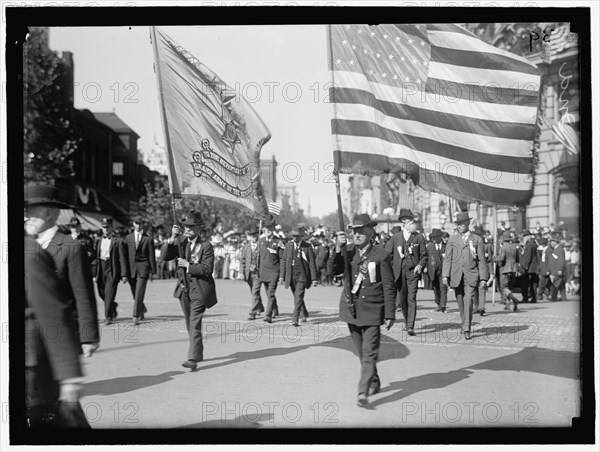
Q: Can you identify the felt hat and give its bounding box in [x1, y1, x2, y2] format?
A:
[348, 213, 378, 229]
[24, 185, 71, 209]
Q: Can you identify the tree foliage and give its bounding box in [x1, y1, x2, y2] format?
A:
[23, 28, 80, 183]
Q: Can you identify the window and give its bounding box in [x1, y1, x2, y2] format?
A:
[113, 162, 124, 176]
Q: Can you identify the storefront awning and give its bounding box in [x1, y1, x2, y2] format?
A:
[56, 209, 124, 231]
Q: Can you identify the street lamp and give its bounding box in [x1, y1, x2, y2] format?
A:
[383, 207, 394, 234]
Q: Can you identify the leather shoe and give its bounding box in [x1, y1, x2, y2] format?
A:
[263, 317, 272, 324]
[247, 315, 256, 321]
[479, 310, 486, 316]
[407, 328, 415, 336]
[292, 321, 299, 327]
[105, 318, 113, 325]
[301, 316, 308, 323]
[356, 393, 368, 407]
[273, 308, 279, 318]
[464, 331, 472, 340]
[368, 384, 381, 396]
[181, 360, 198, 371]
[133, 316, 140, 325]
[435, 306, 442, 312]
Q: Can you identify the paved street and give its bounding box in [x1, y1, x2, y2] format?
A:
[79, 278, 581, 429]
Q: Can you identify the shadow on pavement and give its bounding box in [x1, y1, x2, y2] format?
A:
[176, 413, 275, 428]
[83, 371, 185, 396]
[370, 347, 579, 409]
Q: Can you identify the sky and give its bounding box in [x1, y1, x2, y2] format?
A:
[49, 25, 340, 218]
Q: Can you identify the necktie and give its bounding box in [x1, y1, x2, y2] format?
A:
[135, 233, 140, 248]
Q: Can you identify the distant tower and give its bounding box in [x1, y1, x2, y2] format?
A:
[307, 196, 311, 218]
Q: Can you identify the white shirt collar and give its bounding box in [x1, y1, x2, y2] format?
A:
[36, 225, 59, 249]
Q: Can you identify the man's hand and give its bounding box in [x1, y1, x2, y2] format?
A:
[178, 258, 189, 269]
[121, 277, 128, 284]
[59, 381, 83, 403]
[336, 232, 347, 251]
[479, 280, 487, 289]
[442, 277, 449, 287]
[423, 267, 428, 273]
[414, 265, 423, 275]
[312, 280, 319, 288]
[279, 278, 284, 285]
[385, 319, 395, 330]
[150, 274, 154, 283]
[82, 342, 99, 358]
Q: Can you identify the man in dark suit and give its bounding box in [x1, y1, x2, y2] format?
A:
[25, 235, 88, 428]
[548, 235, 567, 301]
[496, 231, 521, 311]
[161, 212, 218, 371]
[68, 216, 95, 270]
[95, 217, 121, 324]
[258, 218, 284, 323]
[280, 227, 318, 326]
[472, 225, 493, 316]
[240, 225, 264, 320]
[441, 212, 488, 340]
[120, 215, 156, 324]
[537, 237, 552, 301]
[384, 209, 427, 336]
[24, 185, 100, 356]
[519, 230, 539, 303]
[314, 236, 330, 285]
[425, 228, 447, 313]
[328, 214, 396, 407]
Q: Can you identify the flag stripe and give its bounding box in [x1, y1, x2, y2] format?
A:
[334, 150, 533, 205]
[428, 61, 540, 89]
[425, 78, 539, 106]
[332, 86, 537, 140]
[334, 71, 538, 126]
[332, 136, 532, 190]
[332, 119, 533, 171]
[335, 102, 533, 157]
[430, 45, 540, 76]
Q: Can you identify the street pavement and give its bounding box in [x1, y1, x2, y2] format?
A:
[79, 277, 582, 429]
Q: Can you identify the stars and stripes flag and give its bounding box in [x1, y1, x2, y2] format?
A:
[151, 26, 272, 218]
[328, 24, 542, 206]
[267, 201, 282, 216]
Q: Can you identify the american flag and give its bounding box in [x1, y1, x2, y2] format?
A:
[329, 24, 541, 206]
[267, 201, 282, 215]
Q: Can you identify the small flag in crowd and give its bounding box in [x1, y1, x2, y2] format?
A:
[151, 27, 272, 217]
[267, 201, 282, 216]
[328, 24, 542, 206]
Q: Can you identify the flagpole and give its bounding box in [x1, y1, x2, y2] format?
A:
[491, 203, 498, 306]
[334, 171, 356, 319]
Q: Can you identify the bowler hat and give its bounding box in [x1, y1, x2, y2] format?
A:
[24, 184, 71, 209]
[246, 224, 260, 235]
[69, 217, 81, 228]
[473, 225, 484, 237]
[549, 234, 561, 243]
[132, 215, 146, 224]
[501, 231, 513, 242]
[101, 217, 114, 227]
[183, 211, 205, 227]
[398, 208, 414, 221]
[522, 229, 534, 237]
[430, 228, 443, 239]
[290, 227, 303, 236]
[349, 213, 378, 229]
[455, 212, 471, 223]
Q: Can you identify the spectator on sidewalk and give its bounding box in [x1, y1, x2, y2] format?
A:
[548, 235, 567, 301]
[519, 230, 539, 304]
[537, 237, 553, 301]
[495, 231, 521, 311]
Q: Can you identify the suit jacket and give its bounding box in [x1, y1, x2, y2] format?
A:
[314, 244, 330, 269]
[328, 244, 396, 327]
[384, 231, 428, 282]
[520, 240, 539, 274]
[95, 234, 121, 284]
[239, 242, 260, 281]
[538, 245, 552, 275]
[45, 231, 99, 344]
[256, 237, 283, 282]
[280, 240, 318, 288]
[120, 231, 156, 279]
[161, 236, 218, 308]
[442, 232, 488, 288]
[25, 236, 83, 381]
[426, 241, 445, 276]
[549, 244, 566, 276]
[498, 242, 520, 274]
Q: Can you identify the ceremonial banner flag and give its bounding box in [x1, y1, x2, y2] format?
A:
[151, 27, 272, 217]
[328, 24, 542, 206]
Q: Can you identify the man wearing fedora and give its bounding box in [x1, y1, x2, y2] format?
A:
[548, 234, 567, 301]
[280, 227, 318, 326]
[95, 218, 121, 324]
[258, 217, 284, 323]
[426, 228, 447, 313]
[384, 208, 427, 336]
[495, 230, 521, 311]
[120, 215, 156, 324]
[328, 213, 396, 407]
[519, 229, 539, 304]
[240, 224, 265, 320]
[472, 224, 494, 316]
[24, 185, 100, 356]
[441, 212, 488, 340]
[537, 237, 553, 301]
[161, 212, 218, 370]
